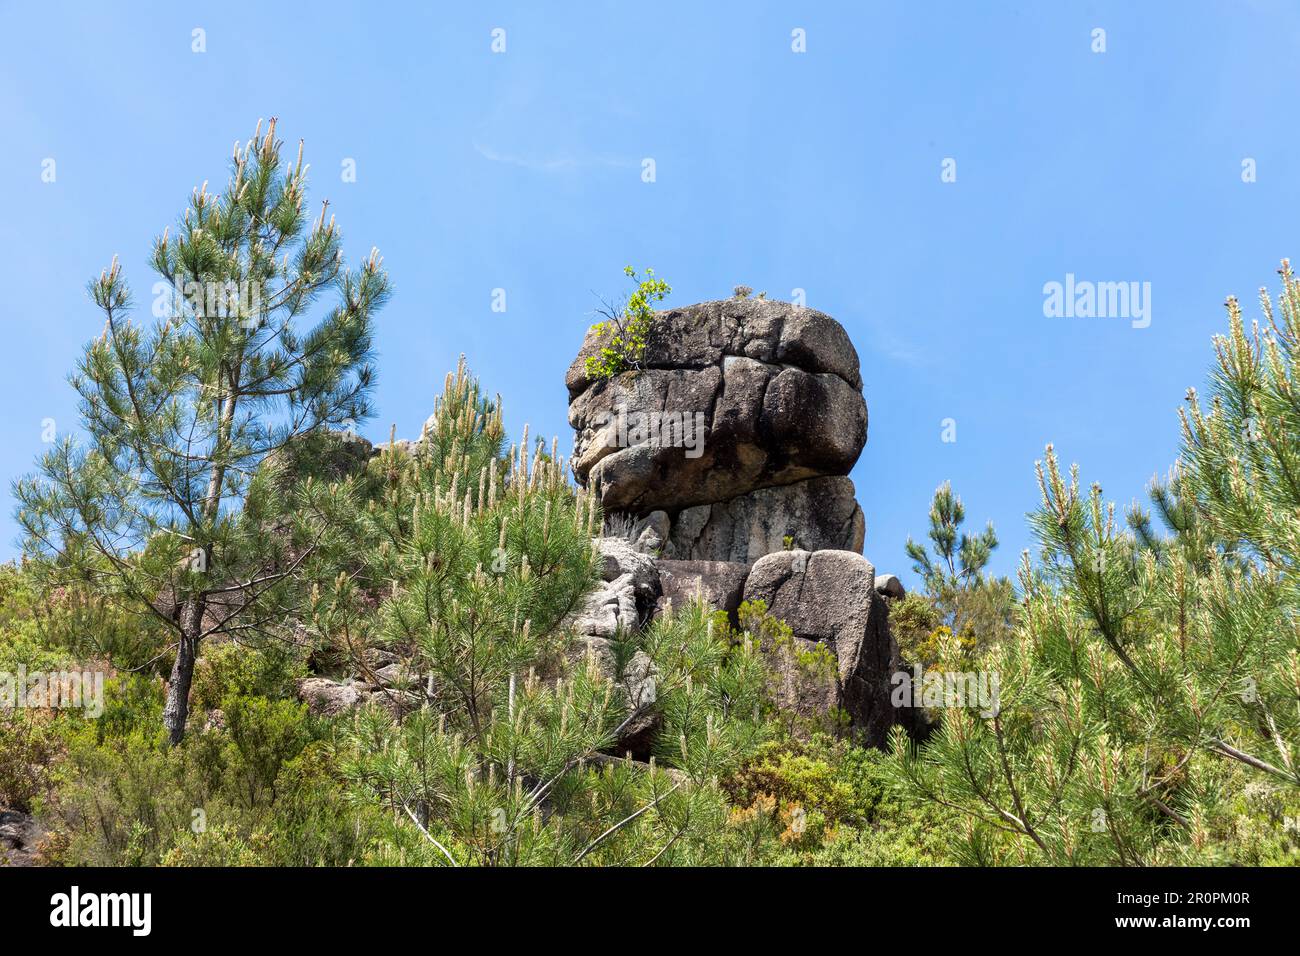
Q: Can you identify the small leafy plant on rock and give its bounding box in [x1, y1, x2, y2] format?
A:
[584, 266, 671, 382]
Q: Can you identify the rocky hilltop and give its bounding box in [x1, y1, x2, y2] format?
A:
[566, 296, 908, 745]
[282, 296, 912, 748]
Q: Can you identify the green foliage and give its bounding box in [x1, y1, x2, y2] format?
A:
[898, 486, 1016, 667]
[714, 600, 845, 739]
[889, 262, 1300, 865]
[905, 481, 999, 592]
[305, 358, 599, 695]
[0, 562, 166, 673]
[939, 575, 1017, 658]
[0, 589, 373, 868]
[191, 641, 305, 712]
[583, 266, 671, 382]
[889, 592, 944, 667]
[894, 579, 1018, 669]
[223, 695, 313, 809]
[13, 118, 390, 744]
[300, 363, 768, 864]
[161, 823, 265, 867]
[340, 597, 769, 866]
[725, 736, 963, 865]
[0, 711, 64, 813]
[48, 691, 373, 867]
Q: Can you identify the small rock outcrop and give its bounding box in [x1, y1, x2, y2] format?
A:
[296, 677, 373, 717]
[0, 810, 48, 867]
[567, 296, 907, 745]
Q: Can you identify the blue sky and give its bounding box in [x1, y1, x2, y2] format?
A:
[2, 1, 1299, 587]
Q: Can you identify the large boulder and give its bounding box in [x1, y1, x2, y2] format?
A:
[665, 476, 864, 563]
[743, 549, 899, 746]
[557, 295, 909, 750]
[567, 299, 867, 514]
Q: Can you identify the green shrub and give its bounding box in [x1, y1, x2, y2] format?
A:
[221, 694, 313, 809]
[724, 735, 963, 866]
[715, 601, 846, 738]
[584, 266, 671, 382]
[50, 685, 369, 866]
[91, 674, 166, 745]
[192, 641, 305, 712]
[53, 726, 207, 865]
[161, 823, 266, 867]
[0, 562, 167, 674]
[0, 711, 64, 813]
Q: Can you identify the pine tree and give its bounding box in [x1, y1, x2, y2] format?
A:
[905, 481, 999, 593]
[317, 362, 768, 865]
[899, 484, 1013, 662]
[889, 262, 1300, 864]
[14, 119, 389, 745]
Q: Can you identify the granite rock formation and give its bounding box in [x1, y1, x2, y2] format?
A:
[567, 296, 908, 744]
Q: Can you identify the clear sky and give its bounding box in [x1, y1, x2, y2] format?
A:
[3, 1, 1299, 587]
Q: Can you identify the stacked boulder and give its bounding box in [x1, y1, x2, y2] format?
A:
[567, 296, 904, 745]
[567, 297, 867, 562]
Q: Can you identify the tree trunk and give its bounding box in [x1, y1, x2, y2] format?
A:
[162, 597, 204, 746]
[163, 363, 235, 746]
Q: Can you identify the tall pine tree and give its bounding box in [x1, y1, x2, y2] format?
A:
[15, 118, 389, 744]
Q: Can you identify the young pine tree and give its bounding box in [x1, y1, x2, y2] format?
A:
[318, 362, 768, 865]
[905, 481, 999, 592]
[899, 484, 1013, 664]
[15, 118, 389, 745]
[889, 262, 1300, 865]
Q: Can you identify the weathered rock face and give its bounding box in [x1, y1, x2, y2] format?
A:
[665, 476, 864, 563]
[743, 550, 899, 746]
[567, 537, 663, 642]
[567, 299, 867, 515]
[296, 677, 372, 717]
[0, 810, 47, 867]
[654, 559, 750, 622]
